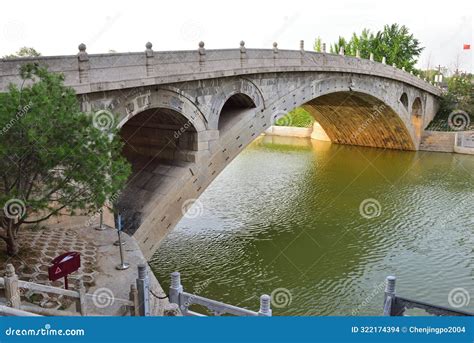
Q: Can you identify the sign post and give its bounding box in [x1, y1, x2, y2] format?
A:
[48, 252, 81, 289]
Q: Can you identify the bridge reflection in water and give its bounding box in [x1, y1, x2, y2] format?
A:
[150, 136, 474, 316]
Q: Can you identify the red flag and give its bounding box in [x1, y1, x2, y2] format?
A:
[463, 44, 471, 50]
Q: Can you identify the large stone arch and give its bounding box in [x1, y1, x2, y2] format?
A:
[254, 73, 417, 150]
[126, 73, 434, 258]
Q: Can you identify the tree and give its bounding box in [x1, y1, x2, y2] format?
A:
[325, 24, 423, 73]
[3, 47, 41, 59]
[313, 37, 323, 52]
[0, 64, 131, 255]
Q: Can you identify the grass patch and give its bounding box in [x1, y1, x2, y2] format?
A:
[275, 107, 314, 128]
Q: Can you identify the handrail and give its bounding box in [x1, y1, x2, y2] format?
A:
[382, 276, 473, 316]
[0, 305, 42, 317]
[0, 46, 441, 96]
[181, 291, 259, 316]
[169, 271, 272, 316]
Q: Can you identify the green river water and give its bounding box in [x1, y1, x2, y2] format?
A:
[150, 135, 474, 316]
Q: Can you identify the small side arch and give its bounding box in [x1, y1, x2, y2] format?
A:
[400, 93, 409, 111]
[218, 93, 256, 131]
[411, 97, 423, 140]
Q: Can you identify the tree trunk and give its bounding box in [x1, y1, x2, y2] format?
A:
[4, 220, 20, 256]
[6, 236, 19, 256]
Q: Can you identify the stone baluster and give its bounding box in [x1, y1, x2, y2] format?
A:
[198, 41, 205, 65]
[382, 56, 386, 64]
[258, 294, 272, 316]
[4, 264, 20, 309]
[383, 276, 396, 316]
[75, 279, 87, 315]
[239, 41, 246, 55]
[369, 52, 374, 61]
[145, 42, 154, 77]
[300, 40, 304, 52]
[322, 43, 326, 53]
[129, 284, 140, 316]
[136, 264, 150, 316]
[169, 271, 184, 310]
[77, 43, 89, 84]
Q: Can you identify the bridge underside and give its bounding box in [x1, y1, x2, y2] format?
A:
[114, 83, 426, 258]
[303, 92, 415, 150]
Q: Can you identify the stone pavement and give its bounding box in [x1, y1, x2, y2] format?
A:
[0, 224, 169, 316]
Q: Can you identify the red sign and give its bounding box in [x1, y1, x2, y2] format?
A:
[48, 252, 81, 282]
[463, 44, 471, 50]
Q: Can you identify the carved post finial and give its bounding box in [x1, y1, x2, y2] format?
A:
[5, 263, 15, 277]
[273, 42, 278, 54]
[300, 40, 304, 51]
[402, 66, 406, 71]
[339, 46, 345, 56]
[240, 41, 246, 53]
[382, 56, 386, 64]
[258, 294, 272, 316]
[198, 41, 205, 55]
[392, 63, 396, 68]
[145, 42, 154, 76]
[77, 43, 89, 83]
[356, 50, 361, 58]
[78, 43, 88, 61]
[369, 52, 374, 61]
[322, 43, 326, 53]
[145, 42, 153, 55]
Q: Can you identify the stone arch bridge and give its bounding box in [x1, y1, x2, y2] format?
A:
[0, 42, 442, 259]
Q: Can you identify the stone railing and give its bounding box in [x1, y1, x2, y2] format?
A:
[0, 42, 441, 96]
[169, 271, 272, 316]
[382, 276, 473, 316]
[0, 263, 142, 316]
[454, 131, 474, 155]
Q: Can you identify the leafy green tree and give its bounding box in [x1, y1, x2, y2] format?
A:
[0, 64, 131, 255]
[3, 47, 41, 59]
[428, 74, 474, 131]
[325, 24, 423, 73]
[371, 24, 423, 72]
[313, 37, 323, 52]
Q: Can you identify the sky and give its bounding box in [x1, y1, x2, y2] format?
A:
[1, 0, 473, 73]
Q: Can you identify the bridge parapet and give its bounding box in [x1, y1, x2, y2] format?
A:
[0, 43, 441, 96]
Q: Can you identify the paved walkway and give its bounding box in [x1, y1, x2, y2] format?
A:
[1, 224, 169, 316]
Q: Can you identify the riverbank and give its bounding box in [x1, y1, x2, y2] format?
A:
[266, 123, 474, 155]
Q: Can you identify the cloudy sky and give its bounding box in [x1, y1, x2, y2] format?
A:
[1, 0, 472, 72]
